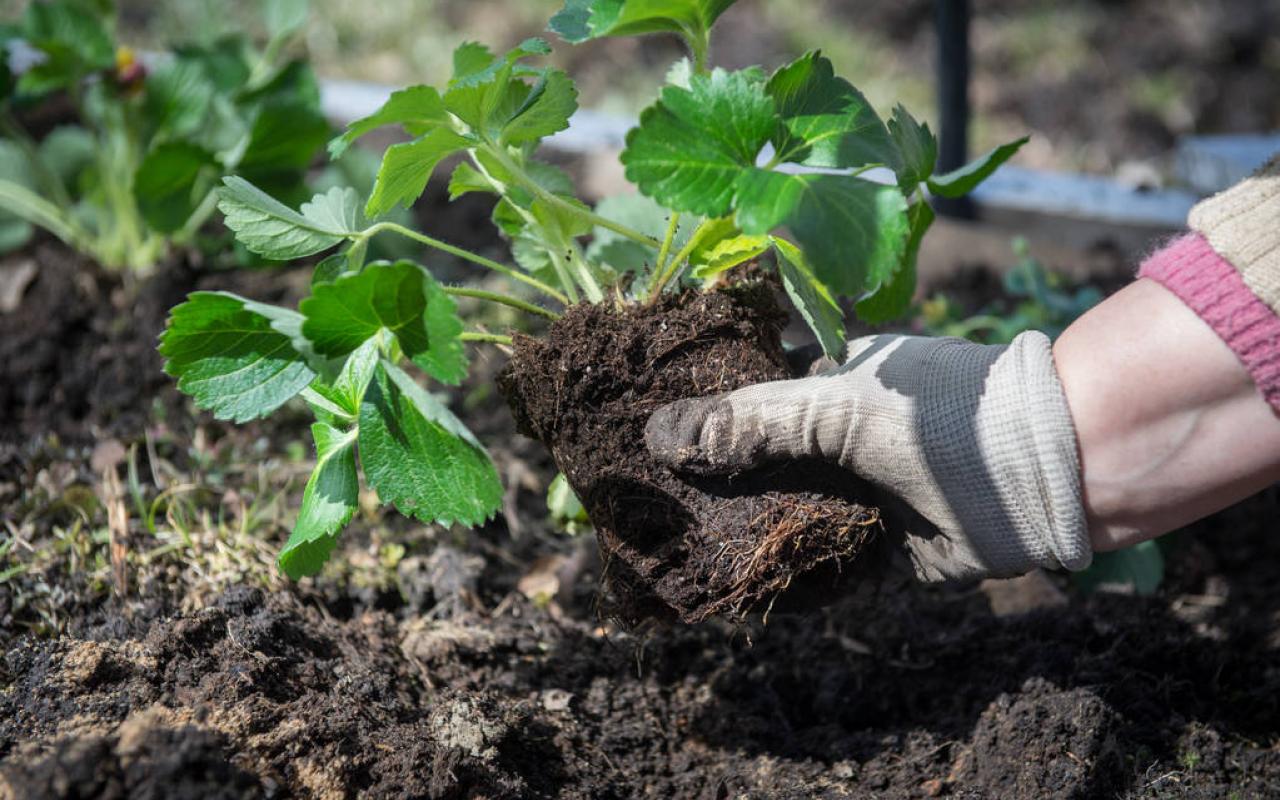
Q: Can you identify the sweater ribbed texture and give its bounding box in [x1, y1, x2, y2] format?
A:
[1139, 232, 1280, 411]
[1189, 155, 1280, 315]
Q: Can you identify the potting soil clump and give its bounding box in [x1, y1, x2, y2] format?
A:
[500, 284, 885, 624]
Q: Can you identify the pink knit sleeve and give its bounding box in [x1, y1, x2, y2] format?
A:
[1138, 233, 1280, 411]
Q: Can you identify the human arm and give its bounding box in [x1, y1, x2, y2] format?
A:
[1057, 276, 1280, 552]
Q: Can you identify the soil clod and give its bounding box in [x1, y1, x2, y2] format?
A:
[500, 285, 885, 624]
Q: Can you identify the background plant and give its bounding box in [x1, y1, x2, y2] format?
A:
[161, 0, 1027, 578]
[0, 0, 328, 272]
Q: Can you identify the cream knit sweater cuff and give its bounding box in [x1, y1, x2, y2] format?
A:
[1188, 155, 1280, 314]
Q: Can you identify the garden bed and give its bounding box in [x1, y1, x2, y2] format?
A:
[3, 242, 1280, 798]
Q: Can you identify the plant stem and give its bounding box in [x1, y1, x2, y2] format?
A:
[364, 221, 569, 305]
[689, 30, 711, 74]
[646, 219, 711, 302]
[0, 179, 87, 246]
[461, 331, 514, 345]
[484, 145, 662, 249]
[651, 212, 680, 281]
[177, 188, 221, 243]
[563, 244, 604, 303]
[443, 286, 560, 320]
[546, 245, 581, 304]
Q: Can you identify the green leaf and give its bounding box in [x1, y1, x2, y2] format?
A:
[766, 51, 893, 169]
[622, 68, 775, 217]
[239, 57, 321, 109]
[416, 275, 468, 385]
[326, 337, 381, 416]
[239, 102, 331, 174]
[19, 0, 115, 94]
[279, 421, 357, 579]
[927, 136, 1029, 198]
[134, 143, 217, 233]
[328, 85, 451, 159]
[500, 69, 578, 145]
[298, 260, 466, 383]
[359, 361, 502, 527]
[176, 36, 253, 93]
[312, 252, 348, 286]
[1074, 541, 1164, 596]
[264, 0, 309, 40]
[772, 237, 845, 358]
[447, 161, 493, 199]
[442, 38, 554, 139]
[160, 292, 317, 422]
[688, 233, 768, 279]
[734, 170, 909, 297]
[366, 127, 471, 218]
[686, 217, 766, 279]
[665, 56, 694, 89]
[451, 42, 495, 83]
[550, 0, 738, 44]
[145, 58, 217, 139]
[856, 200, 934, 324]
[490, 159, 587, 281]
[887, 105, 936, 190]
[218, 178, 362, 260]
[37, 126, 95, 190]
[299, 260, 432, 358]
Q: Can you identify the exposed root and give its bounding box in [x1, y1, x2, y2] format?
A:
[701, 496, 882, 620]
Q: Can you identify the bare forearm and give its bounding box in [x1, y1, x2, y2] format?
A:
[1054, 278, 1280, 551]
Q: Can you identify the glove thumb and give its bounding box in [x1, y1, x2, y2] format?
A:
[644, 393, 766, 476]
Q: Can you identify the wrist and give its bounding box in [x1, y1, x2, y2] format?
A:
[905, 333, 1089, 580]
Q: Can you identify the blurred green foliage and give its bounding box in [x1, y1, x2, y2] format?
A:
[919, 237, 1102, 344]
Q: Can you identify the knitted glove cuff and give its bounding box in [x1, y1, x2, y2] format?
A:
[918, 333, 1090, 576]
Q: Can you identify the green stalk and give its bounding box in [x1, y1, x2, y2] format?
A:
[177, 188, 221, 243]
[564, 245, 604, 303]
[461, 331, 514, 345]
[646, 218, 712, 302]
[484, 146, 662, 249]
[364, 221, 570, 305]
[651, 212, 680, 283]
[0, 179, 87, 246]
[443, 286, 560, 320]
[545, 246, 582, 304]
[688, 29, 711, 75]
[465, 150, 580, 302]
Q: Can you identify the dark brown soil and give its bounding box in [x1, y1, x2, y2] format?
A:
[498, 285, 886, 625]
[0, 242, 312, 446]
[4, 491, 1280, 799]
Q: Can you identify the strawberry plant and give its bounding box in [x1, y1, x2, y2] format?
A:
[0, 0, 328, 272]
[161, 0, 1027, 594]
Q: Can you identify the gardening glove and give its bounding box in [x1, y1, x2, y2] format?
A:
[645, 332, 1091, 582]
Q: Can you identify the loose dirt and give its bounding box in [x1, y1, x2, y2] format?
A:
[4, 493, 1280, 799]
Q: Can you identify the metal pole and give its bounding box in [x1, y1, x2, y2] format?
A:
[934, 0, 973, 219]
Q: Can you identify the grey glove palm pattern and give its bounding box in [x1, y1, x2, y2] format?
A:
[645, 333, 1091, 582]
